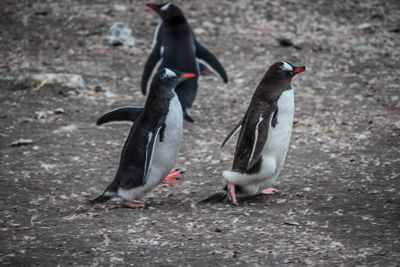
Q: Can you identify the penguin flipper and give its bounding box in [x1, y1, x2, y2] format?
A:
[96, 106, 143, 125]
[195, 40, 228, 83]
[221, 120, 243, 148]
[141, 45, 161, 95]
[247, 106, 277, 170]
[143, 118, 166, 182]
[118, 118, 166, 190]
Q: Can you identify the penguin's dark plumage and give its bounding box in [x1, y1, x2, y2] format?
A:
[90, 68, 195, 207]
[142, 2, 228, 122]
[201, 61, 305, 205]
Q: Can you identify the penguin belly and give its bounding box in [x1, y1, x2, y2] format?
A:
[149, 94, 183, 183]
[225, 89, 295, 197]
[118, 95, 183, 201]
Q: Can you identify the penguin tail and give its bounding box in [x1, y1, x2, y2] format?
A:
[199, 186, 228, 204]
[183, 112, 194, 123]
[88, 190, 116, 205]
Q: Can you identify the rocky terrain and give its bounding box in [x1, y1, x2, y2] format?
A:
[1, 0, 399, 265]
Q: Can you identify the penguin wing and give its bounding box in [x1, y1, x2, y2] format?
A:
[221, 119, 243, 148]
[96, 106, 143, 126]
[119, 119, 166, 190]
[143, 119, 166, 182]
[141, 40, 162, 95]
[246, 106, 278, 170]
[195, 41, 228, 83]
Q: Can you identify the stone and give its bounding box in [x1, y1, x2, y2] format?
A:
[105, 22, 136, 47]
[10, 139, 33, 147]
[31, 73, 86, 90]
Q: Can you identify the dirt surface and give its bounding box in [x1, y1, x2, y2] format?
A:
[1, 0, 399, 266]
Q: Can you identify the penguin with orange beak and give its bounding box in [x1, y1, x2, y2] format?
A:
[202, 62, 305, 205]
[90, 68, 195, 208]
[142, 2, 228, 122]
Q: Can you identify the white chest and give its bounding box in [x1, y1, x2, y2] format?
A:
[263, 89, 294, 158]
[151, 94, 183, 174]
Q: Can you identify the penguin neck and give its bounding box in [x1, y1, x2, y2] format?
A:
[148, 82, 175, 100]
[256, 80, 292, 102]
[144, 83, 174, 120]
[163, 16, 187, 25]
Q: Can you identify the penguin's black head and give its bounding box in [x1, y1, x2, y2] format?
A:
[257, 61, 305, 99]
[158, 68, 195, 88]
[146, 2, 186, 22]
[270, 61, 306, 80]
[263, 61, 305, 85]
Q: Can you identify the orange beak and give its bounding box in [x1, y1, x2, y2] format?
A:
[294, 67, 305, 73]
[180, 74, 195, 79]
[146, 3, 156, 9]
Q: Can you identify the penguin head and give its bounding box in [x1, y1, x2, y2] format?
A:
[146, 3, 185, 22]
[273, 61, 305, 80]
[263, 61, 305, 85]
[158, 68, 195, 87]
[257, 62, 305, 99]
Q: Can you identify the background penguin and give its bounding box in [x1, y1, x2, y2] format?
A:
[142, 2, 228, 122]
[201, 61, 305, 205]
[90, 68, 195, 208]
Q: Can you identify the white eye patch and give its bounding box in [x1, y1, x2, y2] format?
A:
[281, 61, 293, 71]
[161, 2, 171, 11]
[162, 68, 176, 78]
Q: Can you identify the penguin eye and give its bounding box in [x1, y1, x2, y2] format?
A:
[279, 68, 290, 75]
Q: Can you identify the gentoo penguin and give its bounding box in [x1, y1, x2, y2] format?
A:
[90, 68, 195, 208]
[201, 61, 305, 205]
[142, 2, 228, 122]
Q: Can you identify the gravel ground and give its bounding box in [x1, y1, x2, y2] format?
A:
[1, 0, 399, 266]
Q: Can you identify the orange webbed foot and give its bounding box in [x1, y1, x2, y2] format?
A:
[260, 188, 278, 195]
[162, 168, 184, 185]
[124, 200, 145, 208]
[228, 182, 239, 206]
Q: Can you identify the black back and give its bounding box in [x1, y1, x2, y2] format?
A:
[156, 4, 198, 111]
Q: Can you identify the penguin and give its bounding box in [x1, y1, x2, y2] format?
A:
[201, 61, 305, 205]
[95, 106, 183, 185]
[90, 68, 195, 208]
[142, 2, 228, 122]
